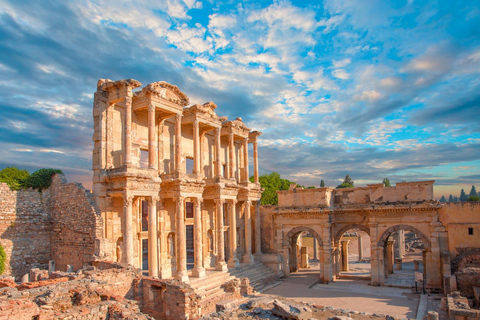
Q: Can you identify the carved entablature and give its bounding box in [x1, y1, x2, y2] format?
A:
[97, 79, 142, 104]
[274, 211, 330, 219]
[183, 102, 228, 129]
[140, 81, 189, 107]
[223, 117, 251, 139]
[248, 130, 262, 143]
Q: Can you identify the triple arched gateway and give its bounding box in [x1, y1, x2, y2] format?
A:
[259, 182, 449, 290]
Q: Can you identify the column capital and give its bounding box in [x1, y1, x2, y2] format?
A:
[245, 199, 252, 205]
[124, 96, 132, 105]
[175, 196, 185, 204]
[192, 197, 203, 206]
[148, 103, 155, 112]
[214, 199, 225, 206]
[175, 113, 182, 121]
[124, 194, 134, 206]
[149, 196, 160, 204]
[193, 119, 199, 127]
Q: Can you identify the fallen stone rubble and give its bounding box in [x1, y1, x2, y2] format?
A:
[205, 297, 411, 320]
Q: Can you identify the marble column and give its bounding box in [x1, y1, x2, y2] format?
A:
[215, 199, 227, 271]
[358, 235, 363, 261]
[313, 239, 318, 260]
[148, 196, 158, 277]
[341, 240, 349, 271]
[229, 132, 234, 179]
[243, 138, 249, 182]
[228, 200, 239, 268]
[387, 239, 395, 274]
[175, 197, 188, 282]
[253, 139, 259, 183]
[192, 198, 205, 277]
[123, 194, 134, 266]
[243, 200, 254, 263]
[193, 120, 201, 177]
[254, 201, 262, 259]
[215, 127, 222, 178]
[175, 113, 182, 175]
[124, 95, 133, 166]
[157, 119, 165, 173]
[148, 104, 157, 169]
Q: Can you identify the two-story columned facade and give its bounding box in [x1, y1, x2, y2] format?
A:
[92, 79, 262, 282]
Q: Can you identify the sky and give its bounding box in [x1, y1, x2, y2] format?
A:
[0, 0, 479, 199]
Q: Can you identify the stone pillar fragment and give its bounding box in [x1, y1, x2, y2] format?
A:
[341, 240, 349, 271]
[358, 235, 363, 261]
[175, 197, 188, 282]
[215, 199, 227, 271]
[192, 198, 205, 277]
[387, 239, 395, 274]
[243, 200, 254, 264]
[254, 201, 262, 259]
[123, 194, 134, 266]
[228, 200, 239, 268]
[148, 197, 158, 277]
[313, 239, 318, 260]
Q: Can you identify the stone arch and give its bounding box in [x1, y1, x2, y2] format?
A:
[451, 248, 480, 273]
[334, 224, 370, 245]
[377, 225, 431, 250]
[282, 226, 323, 248]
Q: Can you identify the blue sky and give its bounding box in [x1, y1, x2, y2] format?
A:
[0, 0, 479, 198]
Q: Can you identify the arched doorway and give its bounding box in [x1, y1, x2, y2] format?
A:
[377, 225, 432, 289]
[282, 226, 324, 280]
[333, 224, 371, 281]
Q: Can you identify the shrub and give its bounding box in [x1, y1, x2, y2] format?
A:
[0, 167, 30, 190]
[23, 168, 63, 191]
[0, 244, 6, 275]
[468, 195, 480, 202]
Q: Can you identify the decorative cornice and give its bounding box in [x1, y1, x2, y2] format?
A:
[140, 81, 189, 106]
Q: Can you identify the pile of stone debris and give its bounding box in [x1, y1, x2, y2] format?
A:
[203, 296, 405, 320]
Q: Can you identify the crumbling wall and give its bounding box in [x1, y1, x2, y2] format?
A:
[49, 174, 105, 272]
[0, 174, 107, 279]
[0, 183, 51, 279]
[259, 205, 275, 253]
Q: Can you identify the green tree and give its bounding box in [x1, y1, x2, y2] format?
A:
[23, 168, 63, 191]
[448, 195, 454, 202]
[382, 178, 391, 187]
[460, 189, 468, 202]
[337, 174, 354, 189]
[469, 185, 478, 198]
[0, 167, 30, 190]
[468, 195, 480, 202]
[439, 196, 447, 202]
[0, 243, 5, 275]
[320, 180, 325, 187]
[257, 172, 293, 205]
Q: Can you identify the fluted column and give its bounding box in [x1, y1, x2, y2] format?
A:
[148, 104, 157, 169]
[228, 132, 234, 179]
[254, 201, 262, 259]
[215, 127, 222, 178]
[228, 200, 239, 268]
[192, 198, 205, 277]
[123, 194, 134, 265]
[124, 95, 133, 166]
[215, 199, 227, 271]
[193, 120, 201, 176]
[148, 196, 159, 277]
[243, 138, 249, 182]
[243, 200, 254, 263]
[175, 197, 188, 282]
[253, 139, 259, 183]
[175, 113, 182, 174]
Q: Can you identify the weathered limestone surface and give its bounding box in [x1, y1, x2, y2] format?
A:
[0, 175, 105, 279]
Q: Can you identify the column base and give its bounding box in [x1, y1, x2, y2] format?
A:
[254, 252, 262, 262]
[228, 257, 239, 269]
[192, 267, 206, 278]
[243, 253, 254, 264]
[175, 270, 189, 282]
[215, 261, 228, 272]
[148, 270, 159, 278]
[160, 266, 172, 279]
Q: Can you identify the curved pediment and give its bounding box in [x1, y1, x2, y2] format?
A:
[141, 81, 189, 106]
[97, 78, 142, 91]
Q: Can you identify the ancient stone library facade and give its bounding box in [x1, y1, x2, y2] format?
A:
[0, 78, 480, 319]
[92, 79, 263, 282]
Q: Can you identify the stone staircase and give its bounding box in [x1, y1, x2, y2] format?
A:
[188, 260, 279, 313]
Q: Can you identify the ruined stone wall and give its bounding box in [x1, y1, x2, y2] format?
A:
[438, 202, 480, 257]
[0, 175, 106, 279]
[0, 183, 51, 279]
[259, 205, 275, 254]
[49, 174, 104, 272]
